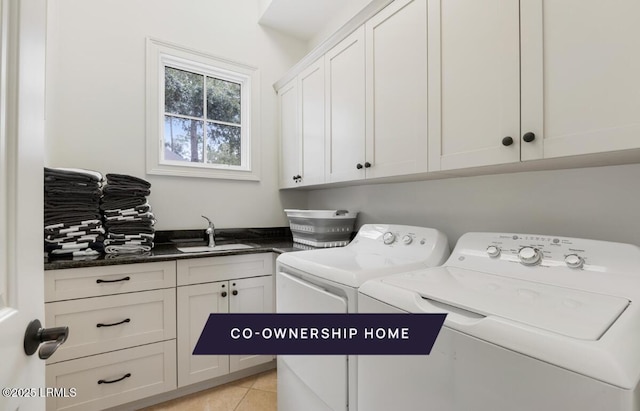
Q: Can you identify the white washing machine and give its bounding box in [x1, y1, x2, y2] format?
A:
[276, 224, 450, 411]
[358, 232, 640, 411]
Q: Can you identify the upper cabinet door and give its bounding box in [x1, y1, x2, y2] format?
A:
[298, 58, 326, 186]
[365, 0, 428, 179]
[521, 0, 640, 160]
[325, 26, 366, 183]
[427, 0, 520, 171]
[278, 79, 300, 188]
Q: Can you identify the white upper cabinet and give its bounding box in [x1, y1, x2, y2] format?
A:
[298, 59, 326, 186]
[429, 0, 640, 172]
[277, 0, 640, 185]
[278, 79, 300, 188]
[325, 26, 367, 183]
[365, 0, 429, 178]
[427, 0, 521, 171]
[278, 60, 325, 188]
[520, 0, 640, 160]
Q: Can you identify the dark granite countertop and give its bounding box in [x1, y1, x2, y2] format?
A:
[44, 227, 310, 271]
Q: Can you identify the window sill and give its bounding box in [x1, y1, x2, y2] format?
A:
[147, 163, 260, 181]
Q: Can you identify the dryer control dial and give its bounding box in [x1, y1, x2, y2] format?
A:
[382, 232, 396, 245]
[518, 247, 542, 265]
[402, 235, 413, 245]
[486, 245, 501, 258]
[565, 254, 584, 269]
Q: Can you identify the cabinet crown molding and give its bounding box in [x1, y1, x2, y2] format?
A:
[273, 0, 394, 92]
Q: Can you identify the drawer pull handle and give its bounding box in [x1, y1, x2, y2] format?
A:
[96, 276, 131, 284]
[96, 318, 131, 328]
[98, 373, 131, 385]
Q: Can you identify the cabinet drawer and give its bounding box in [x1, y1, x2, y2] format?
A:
[45, 261, 176, 302]
[45, 289, 176, 363]
[177, 253, 274, 286]
[46, 340, 176, 411]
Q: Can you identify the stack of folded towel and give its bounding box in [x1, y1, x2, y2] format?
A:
[101, 174, 156, 254]
[44, 167, 105, 258]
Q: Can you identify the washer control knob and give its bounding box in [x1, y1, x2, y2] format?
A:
[565, 254, 584, 269]
[486, 245, 501, 258]
[382, 232, 396, 245]
[402, 235, 413, 245]
[518, 247, 542, 265]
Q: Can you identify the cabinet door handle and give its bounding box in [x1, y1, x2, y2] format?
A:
[356, 163, 363, 169]
[96, 276, 130, 284]
[221, 291, 227, 297]
[364, 162, 371, 168]
[98, 373, 131, 385]
[232, 290, 238, 296]
[502, 136, 514, 146]
[523, 132, 536, 143]
[292, 175, 297, 182]
[96, 318, 131, 328]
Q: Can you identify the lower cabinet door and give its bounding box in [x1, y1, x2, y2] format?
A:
[177, 281, 230, 387]
[229, 275, 275, 373]
[45, 340, 176, 411]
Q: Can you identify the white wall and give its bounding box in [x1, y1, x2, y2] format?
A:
[306, 163, 640, 248]
[45, 0, 308, 230]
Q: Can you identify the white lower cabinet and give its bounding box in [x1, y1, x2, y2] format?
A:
[177, 254, 275, 387]
[177, 281, 230, 384]
[44, 262, 177, 411]
[45, 289, 176, 364]
[45, 340, 176, 411]
[229, 275, 276, 372]
[45, 254, 275, 410]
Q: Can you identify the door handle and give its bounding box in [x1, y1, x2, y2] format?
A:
[24, 319, 69, 360]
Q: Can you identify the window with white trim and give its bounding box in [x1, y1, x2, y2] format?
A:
[146, 38, 260, 180]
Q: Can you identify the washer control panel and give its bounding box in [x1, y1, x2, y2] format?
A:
[450, 232, 640, 291]
[480, 234, 591, 268]
[456, 233, 612, 270]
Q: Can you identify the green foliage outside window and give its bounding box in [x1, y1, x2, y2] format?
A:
[164, 67, 242, 166]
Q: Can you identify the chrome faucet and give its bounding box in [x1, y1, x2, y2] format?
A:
[202, 215, 215, 247]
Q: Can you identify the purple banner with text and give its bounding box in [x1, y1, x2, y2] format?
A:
[193, 313, 446, 355]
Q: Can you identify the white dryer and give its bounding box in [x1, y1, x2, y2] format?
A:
[276, 224, 450, 411]
[358, 232, 640, 411]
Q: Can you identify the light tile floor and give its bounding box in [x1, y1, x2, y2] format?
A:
[139, 369, 277, 411]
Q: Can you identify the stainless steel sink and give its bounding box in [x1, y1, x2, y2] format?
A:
[177, 244, 255, 253]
